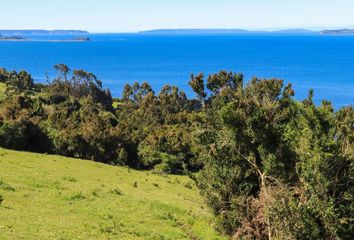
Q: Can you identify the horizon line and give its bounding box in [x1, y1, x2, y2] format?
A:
[1, 27, 354, 34]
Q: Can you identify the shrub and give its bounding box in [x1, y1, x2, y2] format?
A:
[113, 147, 128, 166]
[194, 74, 354, 239]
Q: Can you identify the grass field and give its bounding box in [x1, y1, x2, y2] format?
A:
[0, 148, 226, 240]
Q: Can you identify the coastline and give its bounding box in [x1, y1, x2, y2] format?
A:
[0, 39, 90, 42]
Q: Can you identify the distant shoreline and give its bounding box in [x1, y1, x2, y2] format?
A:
[0, 29, 89, 35]
[2, 28, 354, 36]
[138, 29, 317, 35]
[0, 39, 90, 42]
[0, 37, 90, 42]
[0, 30, 90, 42]
[139, 28, 354, 35]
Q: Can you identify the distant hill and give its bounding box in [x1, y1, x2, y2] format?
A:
[139, 29, 250, 34]
[272, 29, 317, 35]
[139, 28, 318, 35]
[0, 30, 89, 35]
[140, 28, 354, 36]
[320, 29, 354, 35]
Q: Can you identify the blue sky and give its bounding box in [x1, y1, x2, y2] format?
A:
[1, 0, 354, 32]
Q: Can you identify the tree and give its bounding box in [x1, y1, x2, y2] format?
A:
[54, 63, 70, 81]
[4, 70, 34, 94]
[189, 73, 207, 102]
[48, 66, 113, 110]
[206, 71, 243, 95]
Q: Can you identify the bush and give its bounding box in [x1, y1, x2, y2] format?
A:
[113, 147, 128, 166]
[0, 120, 52, 152]
[152, 163, 171, 175]
[194, 75, 354, 239]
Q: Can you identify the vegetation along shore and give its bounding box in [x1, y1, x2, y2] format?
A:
[0, 65, 353, 239]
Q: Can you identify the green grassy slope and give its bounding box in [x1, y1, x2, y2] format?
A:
[0, 148, 226, 240]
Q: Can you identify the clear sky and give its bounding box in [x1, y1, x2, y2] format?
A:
[1, 0, 354, 32]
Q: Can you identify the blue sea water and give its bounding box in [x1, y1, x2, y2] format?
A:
[0, 33, 353, 107]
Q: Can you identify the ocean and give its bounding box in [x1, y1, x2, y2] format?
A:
[0, 33, 353, 107]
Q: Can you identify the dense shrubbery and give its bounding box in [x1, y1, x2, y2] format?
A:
[0, 66, 120, 162]
[0, 65, 199, 172]
[0, 66, 353, 239]
[115, 81, 200, 171]
[191, 72, 354, 239]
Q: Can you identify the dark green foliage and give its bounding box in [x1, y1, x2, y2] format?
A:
[206, 70, 243, 95]
[138, 125, 200, 174]
[189, 73, 207, 102]
[0, 120, 52, 152]
[0, 65, 123, 162]
[192, 73, 354, 239]
[49, 65, 113, 110]
[114, 147, 128, 166]
[116, 81, 198, 170]
[1, 69, 35, 94]
[0, 68, 9, 83]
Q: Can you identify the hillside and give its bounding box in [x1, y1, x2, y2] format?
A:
[0, 148, 226, 240]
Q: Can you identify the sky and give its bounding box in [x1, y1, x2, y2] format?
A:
[1, 0, 354, 32]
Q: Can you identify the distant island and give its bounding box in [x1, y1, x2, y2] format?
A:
[0, 30, 89, 35]
[140, 29, 250, 34]
[320, 29, 354, 35]
[272, 29, 317, 34]
[2, 28, 354, 36]
[72, 37, 90, 41]
[0, 35, 25, 40]
[140, 28, 354, 35]
[139, 28, 318, 35]
[0, 32, 90, 42]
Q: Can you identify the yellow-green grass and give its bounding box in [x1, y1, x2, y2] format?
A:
[0, 82, 5, 99]
[112, 100, 119, 108]
[112, 100, 125, 109]
[0, 148, 226, 240]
